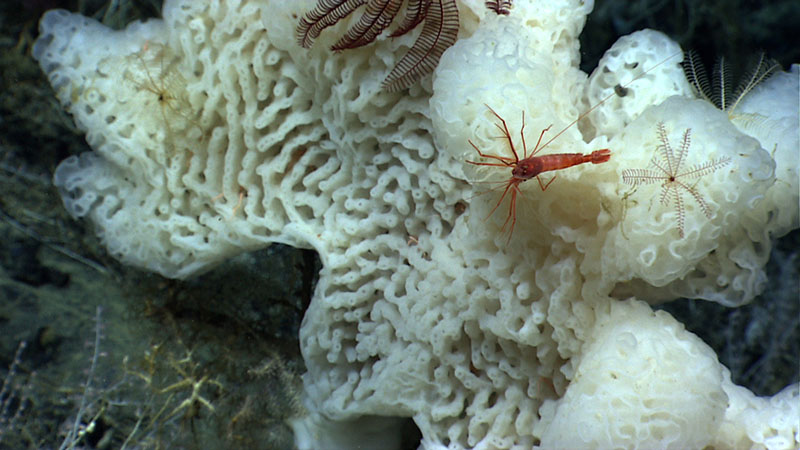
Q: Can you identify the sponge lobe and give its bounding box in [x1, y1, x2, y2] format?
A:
[540, 299, 728, 448]
[606, 97, 776, 306]
[35, 0, 452, 279]
[35, 2, 327, 277]
[581, 29, 693, 141]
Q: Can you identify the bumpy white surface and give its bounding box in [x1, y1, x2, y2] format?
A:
[539, 300, 728, 448]
[581, 29, 693, 140]
[33, 0, 799, 448]
[604, 97, 777, 307]
[715, 375, 800, 449]
[730, 66, 800, 240]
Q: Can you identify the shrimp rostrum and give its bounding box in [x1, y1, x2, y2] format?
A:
[466, 105, 611, 239]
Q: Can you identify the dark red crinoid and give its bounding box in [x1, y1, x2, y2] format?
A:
[296, 0, 459, 91]
[485, 0, 513, 15]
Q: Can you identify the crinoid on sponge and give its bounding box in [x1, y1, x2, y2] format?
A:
[683, 51, 798, 240]
[121, 43, 204, 154]
[296, 0, 459, 91]
[682, 50, 781, 117]
[622, 122, 731, 238]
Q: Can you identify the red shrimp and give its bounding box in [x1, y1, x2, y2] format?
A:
[467, 52, 682, 241]
[467, 106, 611, 238]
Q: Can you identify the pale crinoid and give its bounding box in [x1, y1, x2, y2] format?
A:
[296, 0, 459, 91]
[123, 43, 204, 153]
[682, 51, 780, 116]
[622, 122, 731, 238]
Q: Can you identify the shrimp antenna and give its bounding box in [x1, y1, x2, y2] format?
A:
[537, 51, 683, 151]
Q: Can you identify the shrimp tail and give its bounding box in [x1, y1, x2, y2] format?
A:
[586, 149, 611, 164]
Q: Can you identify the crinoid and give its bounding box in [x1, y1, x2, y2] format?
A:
[622, 123, 731, 238]
[123, 42, 204, 162]
[119, 42, 205, 170]
[122, 43, 203, 152]
[296, 0, 459, 91]
[682, 50, 780, 117]
[485, 0, 514, 15]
